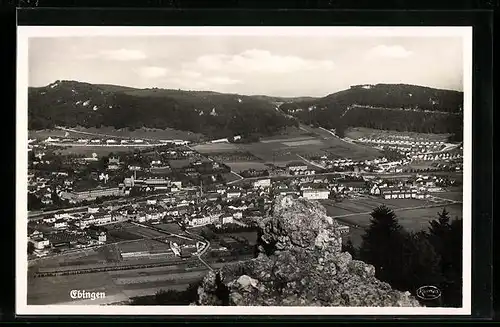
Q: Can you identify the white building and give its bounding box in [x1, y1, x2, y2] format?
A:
[211, 138, 229, 143]
[30, 237, 50, 250]
[54, 219, 68, 229]
[227, 190, 242, 199]
[253, 178, 271, 189]
[76, 213, 113, 229]
[42, 216, 56, 224]
[188, 216, 211, 227]
[302, 189, 330, 200]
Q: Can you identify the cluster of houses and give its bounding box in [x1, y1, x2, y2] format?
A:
[307, 155, 412, 174]
[28, 141, 230, 207]
[285, 162, 316, 176]
[353, 135, 463, 163]
[357, 136, 445, 147]
[368, 174, 446, 199]
[60, 186, 124, 203]
[28, 218, 109, 257]
[409, 152, 463, 162]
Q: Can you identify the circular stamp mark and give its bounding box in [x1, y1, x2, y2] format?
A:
[416, 285, 441, 301]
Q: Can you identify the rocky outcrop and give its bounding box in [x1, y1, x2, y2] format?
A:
[195, 195, 421, 307]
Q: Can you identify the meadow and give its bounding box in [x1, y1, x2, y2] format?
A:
[55, 146, 144, 157]
[226, 232, 259, 246]
[27, 263, 205, 305]
[192, 143, 240, 153]
[224, 162, 270, 173]
[193, 125, 381, 169]
[325, 196, 463, 247]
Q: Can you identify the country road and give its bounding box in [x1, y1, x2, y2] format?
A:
[296, 154, 325, 169]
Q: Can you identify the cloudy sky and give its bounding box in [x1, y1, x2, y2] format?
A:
[28, 35, 464, 97]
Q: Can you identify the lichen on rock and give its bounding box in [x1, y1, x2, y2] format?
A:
[194, 195, 421, 307]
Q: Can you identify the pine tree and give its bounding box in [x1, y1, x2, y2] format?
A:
[442, 218, 463, 307]
[359, 205, 406, 286]
[427, 209, 463, 307]
[429, 208, 451, 241]
[428, 207, 451, 267]
[400, 231, 443, 297]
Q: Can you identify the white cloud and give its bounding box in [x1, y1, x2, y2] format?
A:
[367, 45, 413, 58]
[205, 76, 241, 85]
[179, 70, 202, 78]
[79, 49, 147, 61]
[101, 49, 147, 61]
[187, 49, 335, 74]
[137, 66, 169, 78]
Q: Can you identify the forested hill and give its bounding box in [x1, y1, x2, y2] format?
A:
[28, 80, 298, 139]
[279, 84, 464, 139]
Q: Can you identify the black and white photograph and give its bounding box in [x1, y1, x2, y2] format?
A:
[16, 26, 472, 315]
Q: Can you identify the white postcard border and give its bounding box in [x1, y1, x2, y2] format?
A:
[16, 26, 473, 316]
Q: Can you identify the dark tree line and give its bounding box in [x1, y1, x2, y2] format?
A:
[281, 84, 463, 115]
[280, 83, 463, 136]
[342, 206, 463, 307]
[28, 81, 296, 139]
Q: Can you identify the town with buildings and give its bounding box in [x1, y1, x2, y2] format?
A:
[27, 131, 462, 260]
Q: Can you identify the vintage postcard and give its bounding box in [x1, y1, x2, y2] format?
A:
[16, 26, 472, 315]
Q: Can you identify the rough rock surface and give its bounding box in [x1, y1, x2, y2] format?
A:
[195, 195, 421, 307]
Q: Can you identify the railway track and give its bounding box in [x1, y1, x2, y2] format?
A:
[33, 257, 200, 278]
[33, 254, 253, 278]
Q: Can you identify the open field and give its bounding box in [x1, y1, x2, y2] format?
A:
[222, 172, 244, 183]
[28, 257, 251, 305]
[324, 197, 463, 247]
[155, 223, 184, 234]
[55, 146, 143, 157]
[226, 232, 259, 245]
[345, 127, 451, 142]
[225, 162, 270, 172]
[436, 191, 463, 202]
[105, 222, 166, 239]
[259, 126, 314, 140]
[27, 270, 124, 305]
[116, 239, 172, 254]
[29, 248, 113, 269]
[29, 129, 68, 139]
[241, 125, 382, 163]
[192, 143, 240, 153]
[106, 229, 143, 242]
[194, 125, 381, 166]
[27, 264, 205, 305]
[283, 139, 323, 147]
[260, 136, 316, 144]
